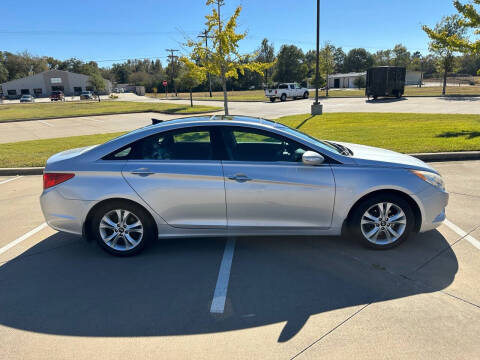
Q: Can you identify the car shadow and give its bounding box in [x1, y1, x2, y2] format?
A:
[0, 229, 457, 342]
[365, 97, 407, 104]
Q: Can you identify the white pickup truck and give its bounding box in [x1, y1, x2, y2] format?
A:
[265, 83, 309, 102]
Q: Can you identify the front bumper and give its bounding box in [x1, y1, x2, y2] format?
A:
[414, 185, 449, 233]
[40, 187, 94, 235]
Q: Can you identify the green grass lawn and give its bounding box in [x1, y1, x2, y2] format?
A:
[147, 86, 480, 101]
[0, 101, 220, 122]
[1, 112, 479, 168]
[277, 113, 480, 154]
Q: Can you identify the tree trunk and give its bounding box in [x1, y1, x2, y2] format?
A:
[442, 66, 447, 96]
[326, 71, 329, 97]
[222, 72, 229, 115]
[190, 88, 193, 107]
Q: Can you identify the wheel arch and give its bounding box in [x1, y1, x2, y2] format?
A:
[344, 189, 422, 234]
[82, 197, 158, 242]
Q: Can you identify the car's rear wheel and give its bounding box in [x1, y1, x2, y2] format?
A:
[91, 201, 155, 256]
[350, 194, 414, 249]
[280, 93, 287, 102]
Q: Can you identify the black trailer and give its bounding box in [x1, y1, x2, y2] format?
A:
[366, 66, 406, 100]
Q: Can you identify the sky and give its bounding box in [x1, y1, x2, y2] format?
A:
[1, 0, 460, 67]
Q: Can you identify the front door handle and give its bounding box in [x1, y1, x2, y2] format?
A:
[131, 168, 155, 176]
[228, 173, 252, 182]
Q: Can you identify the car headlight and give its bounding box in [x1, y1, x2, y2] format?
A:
[411, 170, 445, 191]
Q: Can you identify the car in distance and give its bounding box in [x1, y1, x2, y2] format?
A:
[40, 115, 448, 256]
[265, 83, 309, 102]
[20, 94, 35, 103]
[50, 91, 64, 101]
[80, 91, 95, 100]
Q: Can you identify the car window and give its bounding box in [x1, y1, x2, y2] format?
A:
[105, 128, 215, 161]
[137, 129, 213, 160]
[223, 127, 308, 162]
[290, 84, 295, 89]
[278, 84, 288, 89]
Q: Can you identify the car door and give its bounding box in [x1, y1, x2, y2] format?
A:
[122, 126, 227, 228]
[220, 126, 336, 229]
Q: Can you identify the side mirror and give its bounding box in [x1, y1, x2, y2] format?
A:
[302, 151, 324, 166]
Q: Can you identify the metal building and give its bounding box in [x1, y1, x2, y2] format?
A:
[0, 69, 111, 98]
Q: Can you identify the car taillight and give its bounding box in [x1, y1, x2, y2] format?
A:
[275, 90, 277, 94]
[43, 173, 75, 189]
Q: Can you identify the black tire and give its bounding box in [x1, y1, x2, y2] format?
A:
[373, 95, 378, 100]
[270, 97, 276, 102]
[303, 91, 309, 99]
[280, 93, 287, 102]
[349, 193, 414, 249]
[90, 200, 156, 256]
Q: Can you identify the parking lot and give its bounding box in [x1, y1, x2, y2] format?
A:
[0, 160, 479, 359]
[2, 95, 480, 144]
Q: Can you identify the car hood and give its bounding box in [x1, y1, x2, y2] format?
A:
[335, 141, 437, 173]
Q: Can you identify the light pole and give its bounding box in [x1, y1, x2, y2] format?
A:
[311, 0, 323, 115]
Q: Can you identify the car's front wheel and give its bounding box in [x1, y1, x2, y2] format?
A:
[91, 201, 156, 256]
[350, 194, 414, 249]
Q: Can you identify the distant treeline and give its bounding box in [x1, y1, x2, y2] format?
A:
[1, 40, 479, 92]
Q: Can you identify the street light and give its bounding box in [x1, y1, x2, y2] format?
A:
[311, 0, 323, 115]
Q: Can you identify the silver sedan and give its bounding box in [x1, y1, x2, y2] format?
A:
[40, 115, 448, 256]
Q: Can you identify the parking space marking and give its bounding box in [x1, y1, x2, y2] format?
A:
[210, 237, 236, 313]
[444, 219, 480, 250]
[39, 120, 54, 127]
[0, 176, 24, 185]
[0, 223, 47, 256]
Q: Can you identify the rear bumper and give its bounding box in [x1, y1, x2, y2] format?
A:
[40, 187, 94, 235]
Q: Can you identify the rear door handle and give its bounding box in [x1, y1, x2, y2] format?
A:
[131, 168, 155, 176]
[228, 173, 252, 182]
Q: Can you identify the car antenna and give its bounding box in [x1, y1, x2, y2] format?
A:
[151, 118, 163, 125]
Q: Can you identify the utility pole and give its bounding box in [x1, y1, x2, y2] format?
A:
[198, 29, 214, 97]
[311, 0, 323, 115]
[166, 49, 179, 96]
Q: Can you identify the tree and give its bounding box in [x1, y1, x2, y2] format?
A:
[391, 44, 411, 67]
[353, 76, 366, 89]
[273, 45, 307, 83]
[183, 0, 274, 115]
[333, 47, 346, 73]
[319, 43, 336, 96]
[424, 15, 466, 94]
[255, 38, 275, 86]
[423, 0, 480, 56]
[373, 49, 392, 66]
[344, 48, 374, 72]
[179, 59, 207, 106]
[88, 73, 106, 93]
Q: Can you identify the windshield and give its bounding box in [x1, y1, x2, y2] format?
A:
[274, 123, 342, 154]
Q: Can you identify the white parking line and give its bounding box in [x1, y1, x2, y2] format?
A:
[39, 120, 54, 127]
[210, 237, 236, 313]
[0, 176, 24, 185]
[444, 219, 480, 250]
[0, 223, 47, 256]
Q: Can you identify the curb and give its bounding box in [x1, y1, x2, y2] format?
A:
[410, 151, 480, 162]
[0, 167, 45, 176]
[1, 151, 479, 176]
[0, 109, 222, 124]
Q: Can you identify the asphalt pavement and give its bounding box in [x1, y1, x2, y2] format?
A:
[0, 160, 479, 359]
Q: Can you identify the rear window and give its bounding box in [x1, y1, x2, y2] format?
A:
[278, 84, 288, 89]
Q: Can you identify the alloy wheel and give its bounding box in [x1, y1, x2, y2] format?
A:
[99, 209, 144, 251]
[360, 202, 407, 245]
